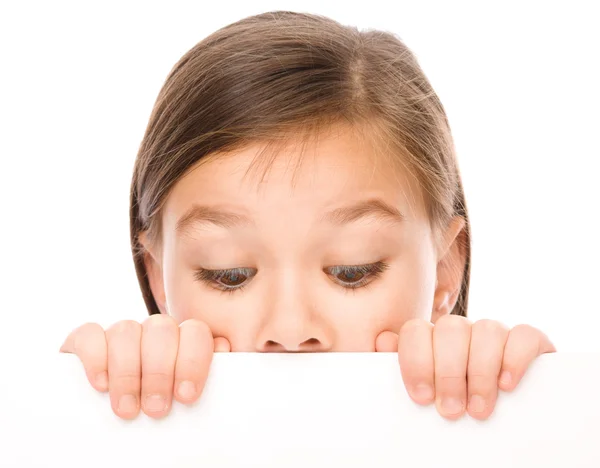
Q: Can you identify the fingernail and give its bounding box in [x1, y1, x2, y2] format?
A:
[469, 394, 486, 413]
[499, 370, 512, 386]
[411, 384, 434, 401]
[144, 394, 167, 413]
[177, 381, 196, 400]
[95, 371, 108, 390]
[118, 394, 138, 414]
[441, 397, 464, 415]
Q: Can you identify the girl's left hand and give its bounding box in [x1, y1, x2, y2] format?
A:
[375, 316, 556, 420]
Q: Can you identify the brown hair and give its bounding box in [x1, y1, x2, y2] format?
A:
[130, 10, 471, 317]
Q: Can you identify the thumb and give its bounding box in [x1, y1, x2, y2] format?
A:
[375, 330, 399, 352]
[214, 336, 232, 352]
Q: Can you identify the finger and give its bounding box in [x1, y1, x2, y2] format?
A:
[466, 319, 509, 420]
[60, 323, 108, 392]
[106, 320, 142, 420]
[375, 331, 399, 352]
[214, 336, 231, 352]
[141, 314, 179, 418]
[174, 319, 214, 404]
[433, 315, 471, 419]
[398, 319, 434, 404]
[499, 324, 556, 392]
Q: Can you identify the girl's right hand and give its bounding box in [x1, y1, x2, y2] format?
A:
[59, 315, 230, 420]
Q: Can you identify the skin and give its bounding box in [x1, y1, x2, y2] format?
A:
[60, 123, 555, 422]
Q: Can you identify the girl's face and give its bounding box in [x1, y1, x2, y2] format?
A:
[141, 125, 466, 351]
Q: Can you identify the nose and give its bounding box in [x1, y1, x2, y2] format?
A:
[254, 278, 333, 352]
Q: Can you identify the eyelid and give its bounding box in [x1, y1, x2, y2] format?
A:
[204, 267, 257, 278]
[194, 267, 257, 291]
[324, 262, 388, 275]
[324, 261, 389, 288]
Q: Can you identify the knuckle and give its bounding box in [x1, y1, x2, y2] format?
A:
[467, 373, 496, 393]
[109, 320, 142, 336]
[435, 375, 466, 393]
[110, 372, 141, 387]
[77, 322, 103, 335]
[436, 314, 470, 330]
[508, 324, 544, 353]
[144, 313, 178, 330]
[511, 323, 538, 338]
[180, 318, 211, 336]
[399, 318, 431, 335]
[472, 319, 508, 337]
[142, 371, 174, 384]
[473, 318, 500, 331]
[72, 323, 104, 355]
[177, 356, 208, 373]
[437, 374, 465, 384]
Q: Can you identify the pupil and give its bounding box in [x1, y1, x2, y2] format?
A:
[222, 272, 246, 286]
[340, 270, 363, 282]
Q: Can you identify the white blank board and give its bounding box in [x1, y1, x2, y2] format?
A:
[5, 353, 600, 467]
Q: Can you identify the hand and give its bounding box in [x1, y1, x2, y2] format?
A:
[59, 315, 231, 420]
[375, 316, 556, 420]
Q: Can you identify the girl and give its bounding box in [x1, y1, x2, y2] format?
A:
[60, 10, 555, 422]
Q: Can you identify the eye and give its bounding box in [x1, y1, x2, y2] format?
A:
[194, 267, 257, 292]
[219, 271, 247, 287]
[325, 261, 389, 289]
[336, 269, 365, 283]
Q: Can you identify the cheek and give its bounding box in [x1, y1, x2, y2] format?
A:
[163, 263, 249, 339]
[323, 286, 426, 350]
[163, 263, 212, 322]
[330, 264, 436, 342]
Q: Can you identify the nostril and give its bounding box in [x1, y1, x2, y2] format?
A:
[301, 338, 321, 347]
[297, 338, 322, 352]
[262, 338, 322, 352]
[264, 340, 283, 351]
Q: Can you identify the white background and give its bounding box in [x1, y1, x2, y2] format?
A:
[1, 0, 599, 366]
[6, 353, 600, 467]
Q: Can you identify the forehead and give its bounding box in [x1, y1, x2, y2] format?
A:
[163, 125, 425, 225]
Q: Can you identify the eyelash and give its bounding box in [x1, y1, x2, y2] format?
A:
[194, 267, 256, 295]
[193, 261, 389, 294]
[326, 262, 389, 290]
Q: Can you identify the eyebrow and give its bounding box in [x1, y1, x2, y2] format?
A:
[175, 199, 404, 235]
[321, 199, 405, 226]
[175, 205, 254, 233]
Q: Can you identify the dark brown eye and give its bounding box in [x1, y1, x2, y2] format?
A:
[335, 270, 365, 283]
[194, 267, 257, 291]
[325, 262, 389, 289]
[218, 271, 248, 287]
